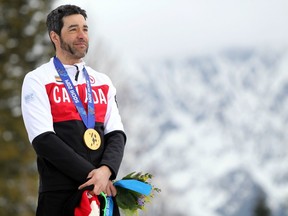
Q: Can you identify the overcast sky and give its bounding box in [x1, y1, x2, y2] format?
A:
[54, 0, 288, 60]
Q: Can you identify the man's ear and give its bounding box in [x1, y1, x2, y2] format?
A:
[50, 31, 60, 45]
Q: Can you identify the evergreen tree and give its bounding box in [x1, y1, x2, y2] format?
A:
[254, 196, 271, 216]
[0, 0, 53, 215]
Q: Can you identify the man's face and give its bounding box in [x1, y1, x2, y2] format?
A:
[59, 14, 89, 59]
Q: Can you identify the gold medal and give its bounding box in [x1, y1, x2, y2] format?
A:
[83, 129, 101, 150]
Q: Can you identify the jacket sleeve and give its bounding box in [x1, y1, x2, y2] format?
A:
[21, 70, 55, 142]
[100, 77, 126, 180]
[100, 130, 126, 180]
[32, 132, 95, 183]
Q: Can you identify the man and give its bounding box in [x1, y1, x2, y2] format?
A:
[21, 5, 126, 216]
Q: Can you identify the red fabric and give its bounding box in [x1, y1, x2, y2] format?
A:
[74, 190, 100, 216]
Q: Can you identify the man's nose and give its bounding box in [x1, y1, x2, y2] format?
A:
[77, 29, 86, 38]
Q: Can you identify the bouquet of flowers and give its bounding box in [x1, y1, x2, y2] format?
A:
[74, 172, 160, 216]
[113, 172, 161, 216]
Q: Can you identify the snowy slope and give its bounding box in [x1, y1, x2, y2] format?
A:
[113, 48, 288, 216]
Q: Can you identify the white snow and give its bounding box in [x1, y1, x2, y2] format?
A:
[90, 48, 288, 215]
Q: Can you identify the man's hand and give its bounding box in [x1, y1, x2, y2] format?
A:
[105, 180, 117, 197]
[78, 166, 111, 195]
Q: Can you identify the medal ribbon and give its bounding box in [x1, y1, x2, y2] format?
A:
[53, 56, 95, 129]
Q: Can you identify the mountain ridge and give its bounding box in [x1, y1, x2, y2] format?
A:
[115, 48, 288, 216]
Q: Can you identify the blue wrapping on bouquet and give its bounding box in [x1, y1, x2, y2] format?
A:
[114, 179, 152, 196]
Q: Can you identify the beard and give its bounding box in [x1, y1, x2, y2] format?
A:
[60, 37, 89, 59]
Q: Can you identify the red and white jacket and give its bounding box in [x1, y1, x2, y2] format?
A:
[21, 57, 126, 192]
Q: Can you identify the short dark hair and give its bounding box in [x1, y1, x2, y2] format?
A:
[46, 4, 87, 36]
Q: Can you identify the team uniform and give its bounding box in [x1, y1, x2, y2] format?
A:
[21, 57, 126, 215]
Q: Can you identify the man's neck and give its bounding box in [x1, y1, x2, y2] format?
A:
[55, 52, 82, 65]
